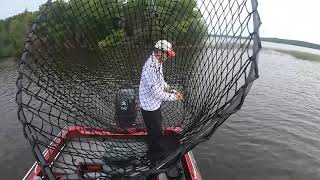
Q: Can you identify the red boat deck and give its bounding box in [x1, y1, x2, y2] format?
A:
[23, 126, 202, 180]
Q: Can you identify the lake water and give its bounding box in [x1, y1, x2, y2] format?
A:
[194, 44, 320, 180]
[0, 42, 320, 179]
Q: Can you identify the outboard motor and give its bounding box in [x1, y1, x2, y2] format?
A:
[115, 88, 136, 128]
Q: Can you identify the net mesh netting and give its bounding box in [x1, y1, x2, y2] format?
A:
[16, 0, 261, 179]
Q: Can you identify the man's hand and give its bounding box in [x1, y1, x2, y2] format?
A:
[164, 85, 171, 92]
[176, 92, 184, 101]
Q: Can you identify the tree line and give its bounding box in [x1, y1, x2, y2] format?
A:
[0, 11, 34, 58]
[261, 38, 320, 50]
[0, 0, 208, 59]
[43, 0, 208, 49]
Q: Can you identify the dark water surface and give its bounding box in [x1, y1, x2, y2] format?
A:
[0, 47, 320, 179]
[0, 58, 34, 179]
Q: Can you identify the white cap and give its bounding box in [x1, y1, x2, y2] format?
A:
[154, 40, 176, 58]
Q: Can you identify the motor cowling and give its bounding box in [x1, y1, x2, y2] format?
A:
[115, 88, 136, 128]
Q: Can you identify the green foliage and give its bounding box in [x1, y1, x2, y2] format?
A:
[42, 0, 208, 48]
[121, 0, 208, 44]
[0, 11, 34, 57]
[1, 0, 208, 57]
[39, 0, 125, 48]
[98, 30, 125, 48]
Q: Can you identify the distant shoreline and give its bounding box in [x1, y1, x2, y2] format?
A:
[1, 39, 320, 63]
[265, 48, 320, 62]
[209, 35, 320, 51]
[260, 37, 320, 51]
[261, 40, 320, 62]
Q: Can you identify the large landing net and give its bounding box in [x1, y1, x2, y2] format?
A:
[17, 0, 261, 179]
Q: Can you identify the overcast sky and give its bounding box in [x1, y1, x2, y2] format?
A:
[1, 0, 320, 44]
[0, 0, 47, 20]
[259, 0, 320, 44]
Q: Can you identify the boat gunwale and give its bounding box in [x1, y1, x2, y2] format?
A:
[23, 126, 201, 180]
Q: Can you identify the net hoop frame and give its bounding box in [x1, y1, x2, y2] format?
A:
[16, 0, 262, 179]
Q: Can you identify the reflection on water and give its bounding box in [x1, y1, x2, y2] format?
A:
[1, 44, 320, 179]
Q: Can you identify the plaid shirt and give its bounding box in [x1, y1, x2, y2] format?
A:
[139, 52, 176, 111]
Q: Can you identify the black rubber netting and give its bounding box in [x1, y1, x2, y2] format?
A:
[16, 0, 261, 179]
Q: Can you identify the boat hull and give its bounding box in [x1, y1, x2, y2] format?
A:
[23, 126, 202, 180]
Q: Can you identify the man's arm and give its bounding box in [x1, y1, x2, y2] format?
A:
[145, 67, 176, 101]
[163, 82, 171, 92]
[152, 83, 176, 101]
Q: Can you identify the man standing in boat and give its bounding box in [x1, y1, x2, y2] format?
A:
[139, 40, 183, 156]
